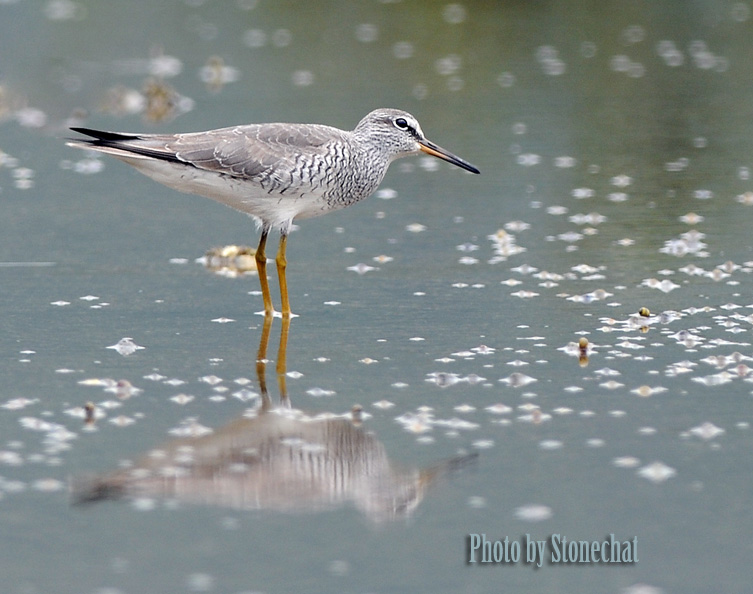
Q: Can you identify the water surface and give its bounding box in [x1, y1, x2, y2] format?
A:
[1, 2, 753, 593]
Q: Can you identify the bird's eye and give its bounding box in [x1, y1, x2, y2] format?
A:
[394, 118, 410, 130]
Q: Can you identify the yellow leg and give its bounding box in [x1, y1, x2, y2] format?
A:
[276, 314, 290, 406]
[255, 229, 274, 316]
[276, 233, 291, 318]
[255, 312, 274, 411]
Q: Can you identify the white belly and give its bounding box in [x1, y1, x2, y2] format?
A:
[124, 156, 335, 231]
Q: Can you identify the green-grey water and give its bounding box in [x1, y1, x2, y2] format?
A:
[2, 1, 753, 593]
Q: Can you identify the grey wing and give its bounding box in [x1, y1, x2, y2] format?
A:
[167, 123, 345, 183]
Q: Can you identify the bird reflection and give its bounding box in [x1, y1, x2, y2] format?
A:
[74, 315, 476, 522]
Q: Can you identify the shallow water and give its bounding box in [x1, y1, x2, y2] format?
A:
[2, 1, 753, 593]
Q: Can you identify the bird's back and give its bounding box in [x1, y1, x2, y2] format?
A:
[69, 122, 387, 230]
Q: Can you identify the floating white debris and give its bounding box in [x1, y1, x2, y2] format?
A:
[637, 461, 676, 483]
[347, 263, 377, 274]
[516, 153, 541, 166]
[511, 263, 538, 275]
[1, 398, 38, 410]
[106, 380, 142, 399]
[98, 400, 122, 410]
[510, 290, 539, 299]
[434, 418, 479, 430]
[558, 231, 584, 243]
[611, 174, 633, 187]
[231, 389, 256, 403]
[660, 230, 708, 257]
[691, 372, 734, 386]
[514, 504, 553, 522]
[467, 496, 487, 509]
[642, 278, 680, 293]
[687, 422, 725, 440]
[613, 456, 641, 468]
[426, 372, 462, 388]
[306, 387, 336, 397]
[679, 264, 706, 276]
[20, 417, 60, 432]
[375, 188, 397, 199]
[168, 419, 213, 438]
[109, 415, 136, 427]
[552, 407, 574, 414]
[631, 385, 667, 397]
[395, 412, 433, 434]
[572, 187, 595, 199]
[64, 404, 106, 421]
[679, 212, 704, 224]
[454, 404, 476, 413]
[567, 289, 613, 303]
[131, 498, 157, 512]
[608, 192, 629, 202]
[485, 403, 512, 414]
[144, 373, 167, 381]
[499, 373, 537, 388]
[735, 191, 753, 205]
[185, 572, 216, 592]
[669, 330, 704, 348]
[0, 451, 23, 466]
[107, 338, 145, 356]
[620, 583, 665, 594]
[505, 220, 530, 232]
[199, 56, 240, 92]
[518, 403, 540, 412]
[199, 375, 223, 385]
[518, 411, 551, 424]
[164, 378, 187, 386]
[78, 378, 114, 388]
[571, 263, 601, 274]
[1, 479, 27, 494]
[32, 478, 65, 492]
[554, 156, 576, 168]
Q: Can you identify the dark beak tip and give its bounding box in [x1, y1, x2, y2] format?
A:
[456, 160, 480, 175]
[419, 141, 480, 175]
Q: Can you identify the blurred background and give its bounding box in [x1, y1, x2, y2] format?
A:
[1, 1, 753, 593]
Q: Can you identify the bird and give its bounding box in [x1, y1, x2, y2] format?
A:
[67, 108, 480, 317]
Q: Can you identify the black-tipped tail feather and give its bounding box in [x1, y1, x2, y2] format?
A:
[67, 127, 184, 165]
[69, 127, 143, 143]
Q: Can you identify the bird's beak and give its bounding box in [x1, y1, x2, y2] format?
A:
[419, 139, 480, 174]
